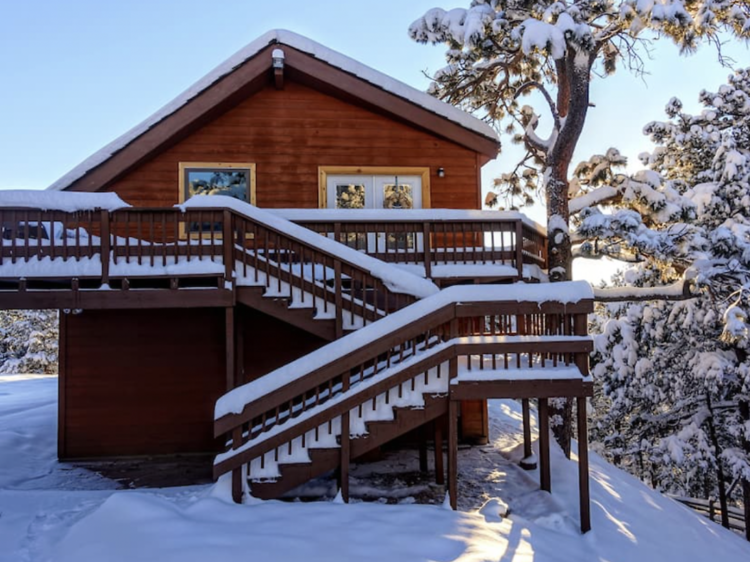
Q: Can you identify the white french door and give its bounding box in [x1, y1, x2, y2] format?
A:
[326, 175, 423, 253]
[326, 175, 422, 211]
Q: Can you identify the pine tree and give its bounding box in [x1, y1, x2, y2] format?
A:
[592, 68, 750, 533]
[410, 0, 750, 455]
[0, 310, 59, 374]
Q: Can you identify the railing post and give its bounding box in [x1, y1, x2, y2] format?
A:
[334, 260, 343, 339]
[231, 427, 243, 504]
[338, 373, 350, 502]
[422, 221, 432, 279]
[223, 210, 234, 286]
[100, 210, 110, 287]
[515, 220, 524, 281]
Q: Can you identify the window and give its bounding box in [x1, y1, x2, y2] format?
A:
[178, 162, 256, 205]
[178, 162, 255, 237]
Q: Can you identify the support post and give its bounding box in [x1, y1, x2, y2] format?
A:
[339, 411, 350, 503]
[418, 424, 428, 474]
[577, 397, 591, 533]
[434, 421, 445, 485]
[538, 398, 551, 492]
[448, 401, 458, 510]
[100, 210, 110, 286]
[231, 427, 243, 504]
[225, 307, 235, 392]
[222, 209, 234, 284]
[334, 260, 343, 339]
[520, 398, 537, 470]
[422, 221, 432, 279]
[515, 220, 524, 281]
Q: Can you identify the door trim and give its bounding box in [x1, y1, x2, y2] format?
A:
[318, 166, 431, 209]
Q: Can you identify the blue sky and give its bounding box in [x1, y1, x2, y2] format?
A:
[1, 0, 747, 200]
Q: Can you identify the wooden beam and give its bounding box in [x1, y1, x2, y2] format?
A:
[450, 379, 594, 401]
[0, 288, 233, 310]
[225, 307, 235, 391]
[231, 427, 243, 503]
[538, 398, 551, 492]
[448, 401, 459, 510]
[57, 311, 68, 459]
[519, 398, 537, 470]
[339, 411, 350, 503]
[577, 396, 591, 533]
[434, 420, 445, 485]
[418, 424, 428, 473]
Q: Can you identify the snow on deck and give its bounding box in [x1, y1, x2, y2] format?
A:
[0, 190, 130, 212]
[47, 29, 498, 192]
[215, 282, 594, 419]
[2, 377, 749, 562]
[272, 208, 545, 234]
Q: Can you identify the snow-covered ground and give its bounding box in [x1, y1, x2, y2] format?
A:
[1, 375, 748, 562]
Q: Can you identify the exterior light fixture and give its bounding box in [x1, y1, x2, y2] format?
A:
[272, 48, 285, 69]
[437, 167, 445, 178]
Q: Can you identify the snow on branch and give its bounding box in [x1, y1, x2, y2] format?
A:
[569, 184, 620, 215]
[593, 280, 694, 302]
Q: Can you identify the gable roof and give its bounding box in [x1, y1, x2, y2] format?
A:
[49, 29, 499, 192]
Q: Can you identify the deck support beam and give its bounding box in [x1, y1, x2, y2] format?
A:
[231, 427, 243, 504]
[434, 421, 445, 485]
[520, 398, 537, 470]
[225, 307, 235, 392]
[448, 401, 458, 510]
[339, 411, 350, 503]
[418, 424, 429, 473]
[538, 398, 551, 492]
[577, 396, 591, 533]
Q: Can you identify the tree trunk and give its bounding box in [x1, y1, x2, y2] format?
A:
[740, 399, 750, 541]
[546, 50, 593, 455]
[706, 393, 730, 529]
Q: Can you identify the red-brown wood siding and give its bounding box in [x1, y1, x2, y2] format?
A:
[239, 306, 327, 384]
[106, 81, 482, 209]
[61, 308, 226, 458]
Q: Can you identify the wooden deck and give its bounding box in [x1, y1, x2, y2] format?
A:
[0, 206, 547, 316]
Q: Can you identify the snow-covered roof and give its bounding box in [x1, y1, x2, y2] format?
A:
[0, 189, 130, 211]
[48, 29, 499, 192]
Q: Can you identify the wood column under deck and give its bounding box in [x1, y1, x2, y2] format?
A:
[577, 397, 591, 533]
[434, 422, 445, 486]
[538, 398, 551, 493]
[448, 401, 459, 510]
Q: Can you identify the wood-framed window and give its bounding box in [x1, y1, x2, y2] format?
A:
[178, 162, 256, 238]
[178, 162, 256, 205]
[317, 166, 431, 209]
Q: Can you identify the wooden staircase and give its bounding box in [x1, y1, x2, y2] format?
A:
[212, 286, 594, 510]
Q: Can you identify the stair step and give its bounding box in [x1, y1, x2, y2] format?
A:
[249, 394, 448, 499]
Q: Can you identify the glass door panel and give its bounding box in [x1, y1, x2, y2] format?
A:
[373, 176, 422, 254]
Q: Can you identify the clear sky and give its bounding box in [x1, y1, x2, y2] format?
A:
[1, 0, 748, 280]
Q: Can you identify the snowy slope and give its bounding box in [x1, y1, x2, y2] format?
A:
[1, 376, 748, 562]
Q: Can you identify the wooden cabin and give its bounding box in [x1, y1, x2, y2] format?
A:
[0, 30, 592, 532]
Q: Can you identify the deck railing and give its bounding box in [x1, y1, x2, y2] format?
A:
[0, 207, 547, 283]
[276, 210, 547, 278]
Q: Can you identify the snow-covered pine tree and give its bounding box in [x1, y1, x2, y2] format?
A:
[591, 68, 750, 533]
[0, 310, 59, 374]
[410, 0, 750, 454]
